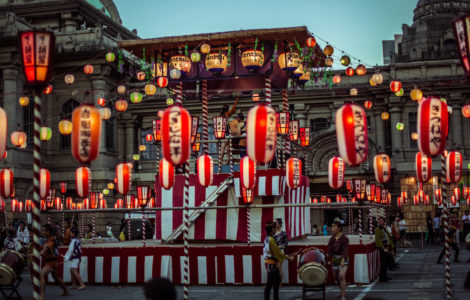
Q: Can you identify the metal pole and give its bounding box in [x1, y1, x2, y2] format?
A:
[182, 162, 190, 300]
[31, 95, 42, 300]
[441, 154, 451, 300]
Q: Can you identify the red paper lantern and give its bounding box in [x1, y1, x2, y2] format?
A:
[11, 199, 19, 213]
[328, 156, 344, 189]
[333, 74, 342, 84]
[40, 199, 47, 211]
[246, 104, 277, 163]
[418, 96, 448, 157]
[356, 64, 367, 76]
[0, 108, 6, 161]
[197, 155, 213, 187]
[54, 197, 62, 210]
[82, 198, 89, 210]
[417, 189, 425, 204]
[335, 103, 368, 166]
[306, 37, 317, 48]
[18, 200, 24, 213]
[0, 168, 14, 198]
[415, 152, 432, 182]
[75, 167, 91, 198]
[71, 104, 102, 164]
[240, 156, 256, 190]
[153, 119, 162, 142]
[66, 197, 73, 210]
[336, 194, 342, 203]
[60, 182, 67, 194]
[25, 199, 32, 212]
[288, 120, 299, 141]
[462, 187, 470, 199]
[453, 187, 461, 201]
[413, 195, 419, 205]
[299, 128, 311, 147]
[435, 189, 442, 205]
[286, 157, 302, 189]
[115, 198, 124, 209]
[137, 185, 151, 207]
[363, 100, 373, 110]
[83, 64, 93, 75]
[39, 168, 50, 199]
[397, 196, 403, 208]
[100, 198, 107, 209]
[389, 80, 402, 93]
[354, 179, 367, 200]
[446, 151, 463, 183]
[190, 116, 200, 144]
[276, 112, 290, 135]
[375, 186, 381, 203]
[159, 158, 175, 189]
[373, 154, 391, 183]
[146, 134, 153, 142]
[161, 105, 192, 166]
[462, 105, 470, 118]
[212, 116, 227, 139]
[242, 187, 253, 204]
[451, 195, 457, 206]
[345, 67, 354, 77]
[116, 163, 132, 195]
[97, 97, 106, 107]
[157, 77, 168, 88]
[367, 184, 376, 201]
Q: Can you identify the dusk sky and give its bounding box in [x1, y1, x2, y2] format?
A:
[114, 0, 417, 67]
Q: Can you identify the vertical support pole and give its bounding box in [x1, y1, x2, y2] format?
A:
[61, 196, 65, 237]
[202, 80, 209, 155]
[92, 212, 96, 243]
[265, 76, 271, 105]
[229, 137, 233, 175]
[441, 154, 451, 300]
[31, 95, 42, 300]
[217, 142, 222, 174]
[359, 206, 362, 244]
[369, 207, 373, 235]
[183, 162, 190, 300]
[348, 206, 353, 235]
[142, 209, 146, 247]
[176, 82, 183, 105]
[247, 206, 251, 246]
[282, 89, 289, 167]
[127, 213, 131, 241]
[155, 142, 160, 175]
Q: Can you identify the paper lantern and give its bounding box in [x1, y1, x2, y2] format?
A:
[354, 179, 367, 200]
[336, 103, 368, 166]
[190, 52, 201, 63]
[325, 57, 334, 67]
[246, 104, 277, 163]
[192, 133, 201, 152]
[60, 182, 67, 194]
[349, 88, 358, 96]
[57, 119, 72, 136]
[130, 92, 142, 104]
[25, 199, 32, 212]
[289, 120, 299, 141]
[145, 134, 153, 142]
[17, 200, 24, 212]
[41, 199, 47, 211]
[170, 55, 191, 74]
[364, 100, 373, 109]
[356, 64, 367, 76]
[333, 75, 341, 84]
[11, 131, 27, 147]
[286, 158, 302, 189]
[340, 55, 351, 66]
[372, 73, 383, 85]
[462, 187, 470, 199]
[133, 154, 140, 161]
[166, 98, 174, 105]
[117, 85, 126, 94]
[115, 198, 124, 209]
[83, 64, 93, 75]
[205, 53, 228, 73]
[82, 198, 90, 210]
[277, 51, 301, 71]
[136, 185, 151, 207]
[0, 169, 13, 198]
[10, 199, 19, 213]
[64, 73, 74, 85]
[299, 127, 310, 147]
[411, 132, 418, 140]
[139, 145, 147, 152]
[54, 197, 62, 210]
[306, 37, 317, 48]
[39, 127, 52, 141]
[197, 155, 213, 187]
[65, 197, 73, 210]
[100, 108, 111, 120]
[200, 43, 211, 54]
[152, 119, 162, 142]
[212, 116, 227, 139]
[242, 187, 253, 204]
[418, 96, 448, 157]
[451, 195, 457, 206]
[169, 69, 181, 80]
[328, 157, 344, 189]
[453, 16, 470, 75]
[389, 80, 402, 93]
[157, 77, 168, 88]
[116, 163, 131, 195]
[145, 83, 157, 96]
[396, 122, 405, 131]
[462, 104, 470, 118]
[415, 152, 432, 182]
[381, 112, 390, 120]
[345, 67, 354, 76]
[240, 156, 256, 190]
[241, 49, 264, 71]
[397, 196, 403, 207]
[75, 167, 91, 198]
[159, 158, 175, 189]
[446, 151, 463, 183]
[276, 112, 289, 135]
[369, 78, 377, 87]
[100, 198, 107, 209]
[105, 52, 115, 62]
[323, 45, 334, 56]
[0, 108, 6, 159]
[395, 88, 404, 97]
[39, 168, 50, 199]
[71, 104, 101, 163]
[336, 194, 342, 203]
[97, 97, 106, 107]
[43, 85, 52, 94]
[137, 71, 146, 81]
[367, 183, 376, 201]
[19, 31, 55, 87]
[115, 99, 128, 112]
[410, 88, 423, 101]
[373, 154, 391, 183]
[293, 65, 304, 78]
[19, 96, 30, 106]
[107, 182, 115, 190]
[190, 116, 200, 144]
[453, 187, 461, 201]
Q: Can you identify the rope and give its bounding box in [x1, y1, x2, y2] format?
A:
[142, 210, 146, 247]
[31, 95, 41, 300]
[218, 142, 222, 174]
[282, 89, 290, 163]
[128, 213, 131, 241]
[92, 212, 96, 243]
[247, 206, 251, 246]
[176, 82, 183, 105]
[202, 80, 209, 155]
[369, 208, 373, 235]
[183, 162, 190, 300]
[265, 76, 271, 105]
[358, 206, 362, 244]
[441, 154, 451, 300]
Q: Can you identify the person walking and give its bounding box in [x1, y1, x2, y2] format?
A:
[426, 212, 434, 244]
[263, 222, 294, 300]
[433, 213, 441, 245]
[437, 224, 461, 264]
[375, 217, 394, 282]
[326, 221, 349, 300]
[64, 228, 86, 290]
[462, 210, 470, 243]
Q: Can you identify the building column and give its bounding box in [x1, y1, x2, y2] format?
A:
[449, 94, 463, 150]
[92, 78, 107, 153]
[389, 105, 403, 161]
[2, 67, 21, 164]
[125, 120, 135, 162]
[374, 109, 385, 152]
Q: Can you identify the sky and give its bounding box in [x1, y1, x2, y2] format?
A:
[113, 0, 417, 67]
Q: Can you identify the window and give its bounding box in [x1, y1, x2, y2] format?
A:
[60, 99, 80, 149]
[105, 102, 115, 152]
[409, 112, 417, 148]
[310, 118, 329, 132]
[140, 128, 158, 160]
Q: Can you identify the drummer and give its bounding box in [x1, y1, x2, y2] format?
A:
[326, 221, 349, 300]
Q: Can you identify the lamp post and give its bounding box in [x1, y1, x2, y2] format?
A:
[137, 185, 150, 247]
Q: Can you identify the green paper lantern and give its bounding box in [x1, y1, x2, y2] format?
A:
[166, 98, 174, 105]
[133, 154, 140, 161]
[395, 88, 404, 97]
[106, 52, 115, 62]
[40, 127, 52, 141]
[340, 55, 351, 66]
[467, 163, 470, 170]
[396, 122, 405, 131]
[130, 92, 143, 103]
[190, 52, 201, 62]
[102, 188, 110, 195]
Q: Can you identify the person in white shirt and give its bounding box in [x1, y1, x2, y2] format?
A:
[16, 221, 29, 252]
[64, 229, 85, 290]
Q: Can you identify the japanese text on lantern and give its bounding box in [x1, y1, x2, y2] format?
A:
[455, 154, 461, 178]
[36, 34, 49, 65]
[354, 110, 367, 159]
[430, 104, 442, 148]
[382, 156, 389, 177]
[79, 107, 91, 159]
[22, 34, 33, 65]
[168, 110, 183, 158]
[337, 161, 344, 182]
[293, 160, 301, 185]
[265, 111, 276, 152]
[456, 20, 467, 59]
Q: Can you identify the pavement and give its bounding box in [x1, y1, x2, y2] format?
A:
[11, 243, 470, 300]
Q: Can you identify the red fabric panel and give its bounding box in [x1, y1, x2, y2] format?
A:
[119, 254, 128, 282]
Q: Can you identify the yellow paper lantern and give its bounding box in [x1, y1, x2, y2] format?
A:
[59, 119, 73, 135]
[200, 43, 211, 54]
[349, 88, 358, 96]
[410, 88, 423, 101]
[64, 73, 75, 84]
[107, 182, 115, 190]
[11, 131, 27, 147]
[241, 49, 264, 71]
[369, 78, 377, 87]
[115, 99, 128, 112]
[145, 83, 157, 96]
[137, 71, 146, 81]
[372, 73, 383, 85]
[39, 127, 52, 141]
[205, 53, 228, 73]
[170, 55, 192, 74]
[411, 132, 418, 140]
[278, 51, 301, 71]
[19, 96, 30, 107]
[117, 85, 126, 94]
[100, 107, 111, 120]
[325, 57, 334, 67]
[381, 112, 390, 120]
[323, 45, 334, 56]
[340, 55, 350, 66]
[133, 154, 140, 161]
[139, 145, 147, 152]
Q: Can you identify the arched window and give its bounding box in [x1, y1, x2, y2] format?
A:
[60, 99, 80, 149]
[310, 118, 329, 132]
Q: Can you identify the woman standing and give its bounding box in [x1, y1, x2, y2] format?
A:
[64, 229, 86, 290]
[273, 218, 288, 281]
[326, 221, 349, 300]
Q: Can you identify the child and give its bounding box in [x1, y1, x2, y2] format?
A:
[106, 221, 114, 238]
[64, 228, 85, 290]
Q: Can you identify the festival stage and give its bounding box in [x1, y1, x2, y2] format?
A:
[56, 236, 379, 286]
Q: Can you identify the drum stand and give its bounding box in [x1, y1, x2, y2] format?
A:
[0, 276, 22, 300]
[302, 283, 325, 300]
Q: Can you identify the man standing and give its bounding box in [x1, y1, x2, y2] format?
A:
[375, 216, 394, 282]
[433, 213, 441, 245]
[462, 210, 470, 242]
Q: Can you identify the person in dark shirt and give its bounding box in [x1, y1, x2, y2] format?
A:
[375, 216, 394, 282]
[426, 212, 434, 244]
[327, 221, 349, 300]
[144, 277, 176, 300]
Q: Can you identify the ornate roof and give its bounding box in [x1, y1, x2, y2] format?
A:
[414, 0, 470, 22]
